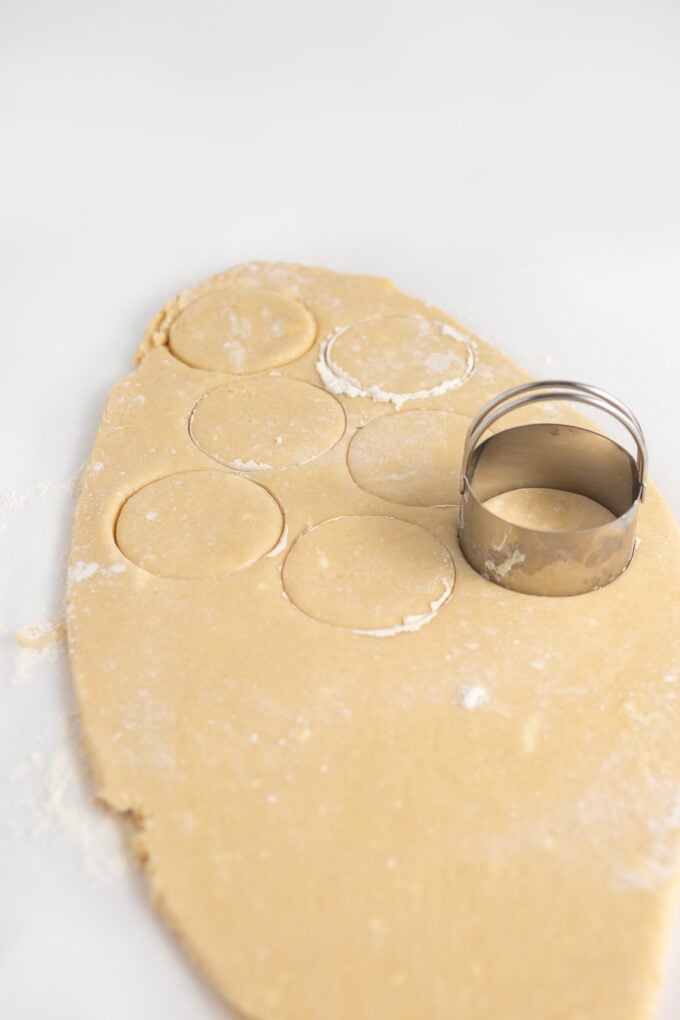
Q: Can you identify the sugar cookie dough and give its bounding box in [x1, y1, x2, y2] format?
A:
[115, 470, 284, 578]
[169, 285, 316, 374]
[282, 516, 454, 633]
[347, 408, 476, 506]
[318, 313, 475, 407]
[485, 487, 616, 531]
[67, 262, 680, 1020]
[189, 377, 346, 471]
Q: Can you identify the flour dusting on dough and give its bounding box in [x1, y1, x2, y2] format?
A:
[353, 578, 453, 638]
[460, 685, 489, 710]
[316, 315, 476, 410]
[68, 561, 100, 583]
[231, 458, 274, 471]
[68, 562, 127, 583]
[68, 262, 680, 1020]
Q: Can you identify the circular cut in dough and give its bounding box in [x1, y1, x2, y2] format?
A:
[169, 287, 316, 374]
[348, 409, 474, 506]
[484, 487, 615, 532]
[319, 314, 475, 407]
[70, 264, 680, 1020]
[190, 377, 346, 471]
[282, 515, 454, 634]
[115, 470, 283, 578]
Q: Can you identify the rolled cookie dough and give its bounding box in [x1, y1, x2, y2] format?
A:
[67, 262, 680, 1020]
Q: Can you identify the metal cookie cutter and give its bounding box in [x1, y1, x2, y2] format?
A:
[457, 381, 648, 597]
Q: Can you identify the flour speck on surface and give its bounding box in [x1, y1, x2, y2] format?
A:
[3, 722, 132, 886]
[10, 638, 65, 687]
[460, 685, 489, 711]
[68, 561, 100, 583]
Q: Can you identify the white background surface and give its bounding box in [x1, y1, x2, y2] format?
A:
[1, 1, 680, 1017]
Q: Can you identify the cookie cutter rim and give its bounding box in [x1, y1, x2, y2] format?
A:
[457, 381, 648, 597]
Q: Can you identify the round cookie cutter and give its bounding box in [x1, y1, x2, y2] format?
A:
[457, 381, 648, 597]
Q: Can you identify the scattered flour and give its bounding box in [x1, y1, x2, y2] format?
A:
[10, 639, 65, 687]
[460, 685, 489, 711]
[230, 458, 273, 471]
[68, 561, 100, 583]
[1, 470, 131, 887]
[2, 711, 131, 886]
[353, 578, 453, 638]
[67, 561, 127, 583]
[0, 472, 84, 511]
[316, 315, 476, 411]
[0, 482, 53, 510]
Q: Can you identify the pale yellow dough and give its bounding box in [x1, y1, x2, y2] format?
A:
[347, 408, 480, 506]
[189, 376, 346, 471]
[68, 262, 680, 1020]
[169, 285, 316, 374]
[485, 487, 616, 531]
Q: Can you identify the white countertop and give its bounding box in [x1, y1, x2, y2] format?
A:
[2, 0, 680, 1016]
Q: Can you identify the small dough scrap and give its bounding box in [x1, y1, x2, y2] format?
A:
[169, 286, 316, 374]
[485, 487, 616, 531]
[347, 409, 474, 506]
[14, 619, 66, 649]
[190, 377, 346, 470]
[282, 515, 454, 632]
[115, 470, 283, 578]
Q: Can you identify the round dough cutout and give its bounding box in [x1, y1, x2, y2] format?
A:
[116, 470, 284, 578]
[190, 377, 346, 470]
[321, 314, 475, 404]
[484, 487, 615, 532]
[169, 287, 316, 374]
[348, 409, 475, 506]
[282, 515, 454, 633]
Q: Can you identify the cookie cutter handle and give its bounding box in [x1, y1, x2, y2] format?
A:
[460, 380, 648, 500]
